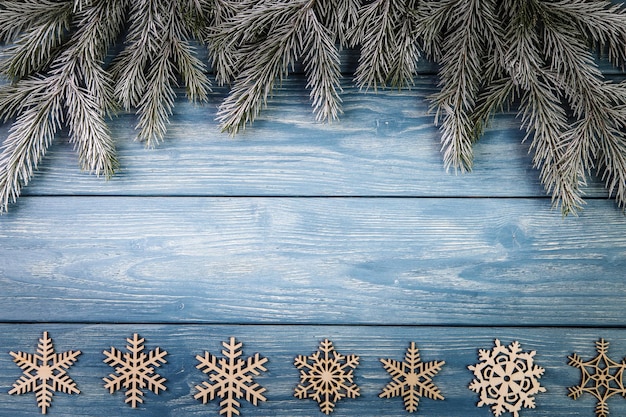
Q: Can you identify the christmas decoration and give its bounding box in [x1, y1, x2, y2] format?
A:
[1, 0, 626, 214]
[193, 337, 268, 417]
[8, 331, 81, 414]
[103, 333, 168, 408]
[379, 341, 445, 413]
[568, 338, 626, 417]
[468, 339, 545, 417]
[294, 338, 360, 414]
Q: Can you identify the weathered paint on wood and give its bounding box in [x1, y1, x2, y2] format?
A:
[1, 64, 626, 417]
[16, 80, 610, 198]
[2, 324, 626, 417]
[1, 197, 625, 327]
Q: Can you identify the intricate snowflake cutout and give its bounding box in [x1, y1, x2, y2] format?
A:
[103, 333, 167, 408]
[194, 337, 268, 417]
[379, 342, 445, 413]
[568, 338, 626, 417]
[9, 331, 81, 414]
[468, 339, 545, 417]
[294, 339, 360, 414]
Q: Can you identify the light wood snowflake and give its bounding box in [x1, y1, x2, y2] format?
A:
[194, 337, 268, 417]
[9, 331, 81, 414]
[103, 333, 167, 408]
[379, 342, 445, 413]
[294, 339, 360, 414]
[568, 339, 626, 417]
[468, 339, 545, 417]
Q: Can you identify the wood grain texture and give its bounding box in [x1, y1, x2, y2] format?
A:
[13, 78, 609, 199]
[1, 324, 625, 417]
[2, 33, 626, 417]
[1, 197, 625, 326]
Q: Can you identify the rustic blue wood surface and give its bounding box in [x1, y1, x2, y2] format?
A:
[1, 72, 626, 416]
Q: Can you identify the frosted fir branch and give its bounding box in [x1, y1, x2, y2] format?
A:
[0, 80, 52, 123]
[208, 0, 292, 87]
[537, 1, 626, 210]
[302, 6, 342, 122]
[352, 0, 422, 91]
[0, 82, 63, 213]
[0, 0, 72, 43]
[216, 0, 343, 134]
[314, 0, 359, 48]
[171, 26, 211, 104]
[547, 0, 626, 66]
[66, 0, 127, 111]
[429, 0, 498, 173]
[112, 0, 210, 146]
[386, 6, 422, 89]
[203, 0, 254, 86]
[52, 0, 126, 176]
[132, 1, 211, 146]
[73, 0, 95, 13]
[135, 47, 177, 146]
[0, 0, 125, 213]
[500, 1, 578, 212]
[0, 2, 72, 79]
[111, 0, 160, 111]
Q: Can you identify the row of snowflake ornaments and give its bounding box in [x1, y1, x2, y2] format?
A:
[6, 332, 620, 417]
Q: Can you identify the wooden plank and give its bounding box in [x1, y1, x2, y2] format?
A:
[13, 77, 609, 199]
[1, 197, 625, 326]
[0, 324, 625, 417]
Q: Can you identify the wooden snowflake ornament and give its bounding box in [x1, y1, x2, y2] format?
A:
[568, 339, 626, 417]
[9, 331, 81, 414]
[468, 339, 546, 417]
[379, 342, 445, 413]
[194, 337, 268, 417]
[103, 333, 168, 408]
[294, 339, 360, 414]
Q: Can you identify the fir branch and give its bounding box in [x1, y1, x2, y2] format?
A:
[315, 0, 359, 48]
[502, 0, 576, 211]
[135, 44, 177, 146]
[428, 0, 500, 172]
[110, 0, 160, 111]
[112, 0, 210, 146]
[57, 0, 127, 176]
[537, 1, 626, 211]
[0, 80, 51, 123]
[352, 0, 422, 91]
[0, 79, 63, 213]
[215, 1, 305, 134]
[203, 0, 250, 86]
[0, 1, 73, 79]
[216, 0, 343, 134]
[208, 0, 289, 88]
[0, 0, 72, 43]
[170, 9, 211, 104]
[0, 0, 125, 213]
[547, 0, 626, 66]
[1, 0, 626, 214]
[302, 6, 342, 122]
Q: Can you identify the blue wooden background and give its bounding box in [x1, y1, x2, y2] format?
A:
[2, 69, 626, 416]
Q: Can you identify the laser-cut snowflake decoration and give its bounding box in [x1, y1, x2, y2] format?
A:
[9, 331, 81, 414]
[103, 333, 167, 408]
[468, 339, 546, 417]
[194, 337, 268, 417]
[294, 339, 360, 414]
[568, 338, 626, 417]
[379, 342, 445, 413]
